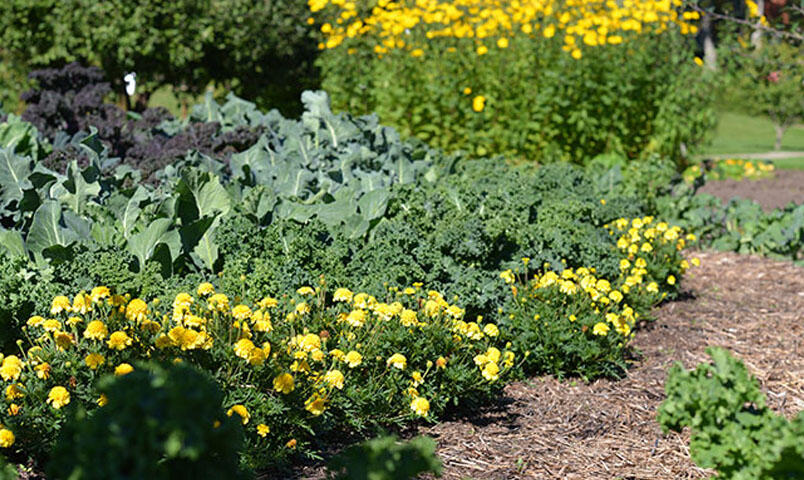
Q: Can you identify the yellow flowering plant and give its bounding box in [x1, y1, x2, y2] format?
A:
[312, 0, 715, 164]
[499, 262, 640, 379]
[605, 215, 698, 310]
[500, 216, 697, 379]
[0, 283, 512, 467]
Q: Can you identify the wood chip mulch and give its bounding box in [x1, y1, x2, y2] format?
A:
[419, 250, 804, 479]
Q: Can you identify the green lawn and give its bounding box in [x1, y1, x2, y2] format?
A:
[767, 156, 804, 170]
[703, 110, 804, 155]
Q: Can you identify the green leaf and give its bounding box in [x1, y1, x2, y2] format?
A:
[357, 188, 389, 221]
[0, 228, 26, 258]
[127, 218, 176, 272]
[120, 186, 151, 239]
[27, 200, 77, 254]
[0, 147, 33, 209]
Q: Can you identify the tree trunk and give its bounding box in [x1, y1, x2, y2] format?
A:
[751, 0, 765, 47]
[701, 14, 718, 70]
[774, 124, 786, 151]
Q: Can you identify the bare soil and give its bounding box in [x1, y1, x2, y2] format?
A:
[697, 169, 804, 211]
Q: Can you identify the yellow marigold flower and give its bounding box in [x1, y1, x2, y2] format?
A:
[476, 45, 488, 55]
[50, 296, 71, 315]
[47, 386, 70, 409]
[482, 362, 500, 381]
[445, 305, 465, 319]
[299, 333, 321, 352]
[258, 296, 278, 309]
[346, 309, 366, 328]
[85, 353, 105, 370]
[97, 394, 108, 407]
[54, 331, 75, 350]
[0, 356, 23, 381]
[436, 356, 447, 369]
[66, 316, 83, 327]
[323, 370, 345, 390]
[497, 37, 509, 48]
[208, 293, 230, 312]
[0, 428, 14, 448]
[667, 275, 676, 285]
[503, 351, 515, 368]
[257, 424, 270, 437]
[232, 305, 252, 321]
[5, 384, 24, 401]
[27, 315, 45, 327]
[462, 87, 472, 95]
[227, 404, 250, 425]
[330, 349, 345, 361]
[252, 314, 273, 334]
[410, 396, 430, 417]
[107, 331, 133, 350]
[125, 298, 148, 324]
[42, 319, 62, 333]
[646, 282, 659, 293]
[195, 282, 215, 298]
[691, 257, 701, 267]
[483, 324, 499, 337]
[114, 363, 134, 376]
[273, 373, 295, 394]
[295, 302, 310, 316]
[72, 293, 92, 315]
[7, 404, 19, 416]
[90, 286, 110, 303]
[472, 95, 486, 112]
[333, 288, 354, 302]
[233, 338, 255, 359]
[543, 24, 556, 38]
[593, 322, 610, 336]
[286, 438, 297, 449]
[387, 353, 407, 370]
[173, 293, 194, 310]
[344, 350, 363, 368]
[486, 347, 501, 364]
[297, 286, 315, 296]
[35, 363, 51, 380]
[305, 392, 328, 416]
[411, 371, 423, 387]
[400, 309, 417, 327]
[248, 348, 266, 366]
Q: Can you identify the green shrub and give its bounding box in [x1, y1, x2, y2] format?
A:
[327, 435, 442, 480]
[47, 362, 250, 480]
[315, 5, 715, 166]
[658, 347, 804, 479]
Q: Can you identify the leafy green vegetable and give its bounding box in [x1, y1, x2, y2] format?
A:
[658, 347, 804, 479]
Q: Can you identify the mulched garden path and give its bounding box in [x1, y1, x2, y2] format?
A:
[419, 250, 804, 479]
[697, 169, 804, 211]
